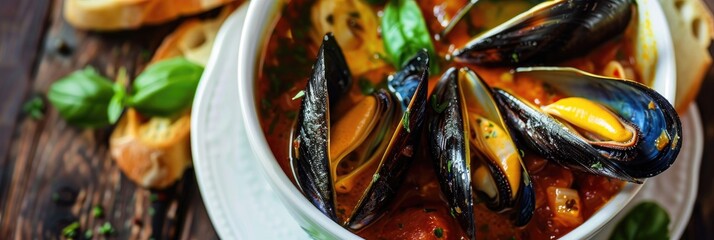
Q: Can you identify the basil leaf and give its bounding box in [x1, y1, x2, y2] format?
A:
[48, 67, 115, 127]
[609, 202, 670, 240]
[108, 84, 125, 124]
[108, 68, 129, 124]
[381, 0, 439, 74]
[129, 57, 203, 117]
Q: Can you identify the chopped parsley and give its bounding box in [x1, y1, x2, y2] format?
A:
[511, 53, 519, 63]
[22, 96, 44, 120]
[434, 227, 444, 238]
[92, 205, 104, 218]
[149, 193, 158, 202]
[292, 90, 305, 100]
[402, 110, 410, 133]
[61, 221, 80, 238]
[591, 162, 604, 170]
[98, 222, 115, 235]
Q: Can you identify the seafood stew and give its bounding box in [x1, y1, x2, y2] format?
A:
[253, 0, 682, 239]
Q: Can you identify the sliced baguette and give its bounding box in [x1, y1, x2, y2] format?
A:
[63, 0, 235, 30]
[659, 0, 714, 112]
[110, 109, 192, 189]
[109, 4, 239, 189]
[151, 4, 236, 65]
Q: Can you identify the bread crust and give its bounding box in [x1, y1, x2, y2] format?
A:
[108, 4, 239, 188]
[64, 0, 235, 30]
[110, 109, 192, 189]
[659, 0, 714, 112]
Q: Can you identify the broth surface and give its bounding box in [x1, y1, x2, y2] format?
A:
[255, 0, 635, 239]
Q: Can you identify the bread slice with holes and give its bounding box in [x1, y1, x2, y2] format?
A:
[110, 109, 192, 189]
[109, 4, 239, 189]
[150, 3, 236, 65]
[63, 0, 236, 30]
[659, 0, 714, 112]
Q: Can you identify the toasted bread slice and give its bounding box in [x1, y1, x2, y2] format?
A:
[151, 4, 236, 65]
[64, 0, 235, 30]
[109, 4, 240, 188]
[659, 0, 714, 112]
[110, 109, 192, 189]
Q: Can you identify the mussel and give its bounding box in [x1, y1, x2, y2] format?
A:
[453, 0, 634, 66]
[429, 67, 535, 240]
[290, 34, 428, 230]
[492, 67, 681, 183]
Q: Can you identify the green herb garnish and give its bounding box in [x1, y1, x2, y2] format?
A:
[292, 90, 305, 100]
[48, 67, 115, 127]
[92, 205, 104, 218]
[434, 227, 444, 238]
[591, 162, 604, 170]
[108, 67, 128, 124]
[149, 193, 158, 202]
[609, 202, 670, 240]
[22, 96, 45, 120]
[48, 57, 203, 127]
[381, 0, 440, 74]
[402, 110, 410, 133]
[129, 57, 204, 117]
[98, 222, 115, 235]
[62, 221, 80, 238]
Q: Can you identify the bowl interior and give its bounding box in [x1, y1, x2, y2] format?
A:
[237, 0, 677, 239]
[237, 1, 359, 239]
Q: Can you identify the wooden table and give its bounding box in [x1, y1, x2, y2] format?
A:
[0, 0, 712, 239]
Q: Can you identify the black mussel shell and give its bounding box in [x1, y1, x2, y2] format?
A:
[454, 0, 634, 66]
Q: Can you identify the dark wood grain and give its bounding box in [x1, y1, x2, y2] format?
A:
[0, 0, 52, 219]
[0, 0, 218, 239]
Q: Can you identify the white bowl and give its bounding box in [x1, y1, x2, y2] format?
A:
[237, 0, 676, 239]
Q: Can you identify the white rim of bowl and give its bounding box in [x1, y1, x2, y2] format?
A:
[238, 0, 360, 239]
[237, 0, 678, 239]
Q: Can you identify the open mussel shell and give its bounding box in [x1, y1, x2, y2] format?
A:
[492, 67, 682, 183]
[429, 67, 535, 240]
[346, 51, 428, 230]
[290, 34, 429, 230]
[453, 0, 633, 66]
[291, 33, 351, 221]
